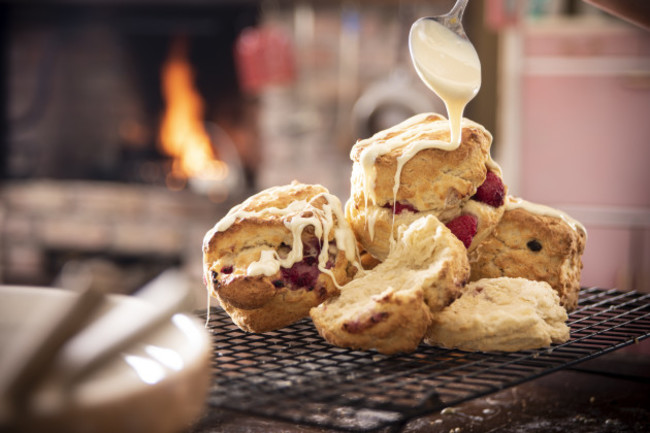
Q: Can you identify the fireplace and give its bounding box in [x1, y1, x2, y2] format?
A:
[0, 1, 262, 304]
[1, 1, 469, 301]
[2, 2, 261, 184]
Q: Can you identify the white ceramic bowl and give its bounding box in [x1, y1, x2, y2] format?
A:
[0, 285, 212, 433]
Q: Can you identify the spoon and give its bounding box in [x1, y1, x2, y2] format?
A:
[423, 0, 470, 38]
[408, 0, 480, 147]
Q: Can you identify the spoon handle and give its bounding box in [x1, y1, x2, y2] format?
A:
[449, 0, 470, 21]
[441, 0, 470, 37]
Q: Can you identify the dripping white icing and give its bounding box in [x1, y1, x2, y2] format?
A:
[247, 250, 281, 276]
[409, 18, 481, 147]
[355, 113, 484, 209]
[204, 288, 211, 328]
[486, 154, 503, 178]
[204, 184, 361, 289]
[352, 114, 491, 242]
[506, 197, 587, 238]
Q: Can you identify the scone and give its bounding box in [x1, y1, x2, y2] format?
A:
[203, 181, 361, 333]
[468, 197, 587, 311]
[345, 112, 498, 260]
[310, 215, 470, 354]
[425, 277, 570, 352]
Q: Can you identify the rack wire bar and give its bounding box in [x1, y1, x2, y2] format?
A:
[200, 288, 650, 432]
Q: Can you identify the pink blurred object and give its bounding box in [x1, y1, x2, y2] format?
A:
[234, 26, 296, 94]
[484, 0, 521, 30]
[583, 0, 650, 30]
[519, 24, 650, 292]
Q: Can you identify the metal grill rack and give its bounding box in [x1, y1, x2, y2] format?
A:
[200, 288, 650, 432]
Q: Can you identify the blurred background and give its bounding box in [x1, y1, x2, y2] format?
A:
[0, 0, 648, 307]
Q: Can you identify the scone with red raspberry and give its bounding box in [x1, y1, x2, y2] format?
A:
[203, 181, 361, 333]
[345, 112, 504, 261]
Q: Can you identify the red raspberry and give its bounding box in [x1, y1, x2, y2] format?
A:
[280, 257, 320, 290]
[446, 214, 478, 249]
[472, 171, 505, 207]
[278, 239, 323, 290]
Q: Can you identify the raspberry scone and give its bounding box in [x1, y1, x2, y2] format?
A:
[345, 112, 500, 261]
[203, 181, 362, 333]
[469, 197, 587, 311]
[426, 277, 570, 352]
[310, 215, 470, 354]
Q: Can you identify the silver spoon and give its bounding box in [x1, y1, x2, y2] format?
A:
[421, 0, 469, 39]
[408, 0, 479, 147]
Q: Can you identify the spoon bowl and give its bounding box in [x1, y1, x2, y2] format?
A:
[408, 0, 479, 147]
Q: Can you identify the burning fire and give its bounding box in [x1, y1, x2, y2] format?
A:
[159, 37, 228, 188]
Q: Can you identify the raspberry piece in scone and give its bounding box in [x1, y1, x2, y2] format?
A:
[446, 214, 478, 249]
[472, 171, 505, 208]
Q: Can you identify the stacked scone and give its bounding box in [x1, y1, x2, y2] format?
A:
[203, 112, 586, 353]
[202, 182, 361, 333]
[345, 112, 505, 259]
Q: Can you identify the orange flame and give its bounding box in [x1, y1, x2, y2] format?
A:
[159, 37, 227, 187]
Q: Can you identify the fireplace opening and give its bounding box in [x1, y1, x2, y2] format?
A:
[1, 2, 262, 304]
[3, 2, 260, 189]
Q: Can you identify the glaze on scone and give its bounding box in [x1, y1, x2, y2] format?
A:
[425, 277, 570, 352]
[310, 215, 470, 354]
[346, 112, 497, 260]
[468, 197, 586, 312]
[203, 181, 361, 333]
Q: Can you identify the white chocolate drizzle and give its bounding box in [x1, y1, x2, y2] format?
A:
[352, 113, 492, 242]
[204, 184, 362, 288]
[486, 154, 503, 178]
[246, 250, 281, 276]
[355, 113, 455, 210]
[506, 197, 587, 238]
[409, 17, 481, 147]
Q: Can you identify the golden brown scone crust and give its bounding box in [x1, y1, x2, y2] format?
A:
[310, 215, 470, 354]
[203, 181, 360, 333]
[425, 277, 570, 352]
[347, 113, 493, 260]
[468, 198, 586, 312]
[349, 113, 492, 212]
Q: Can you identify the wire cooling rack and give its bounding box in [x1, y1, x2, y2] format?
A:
[199, 288, 650, 432]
